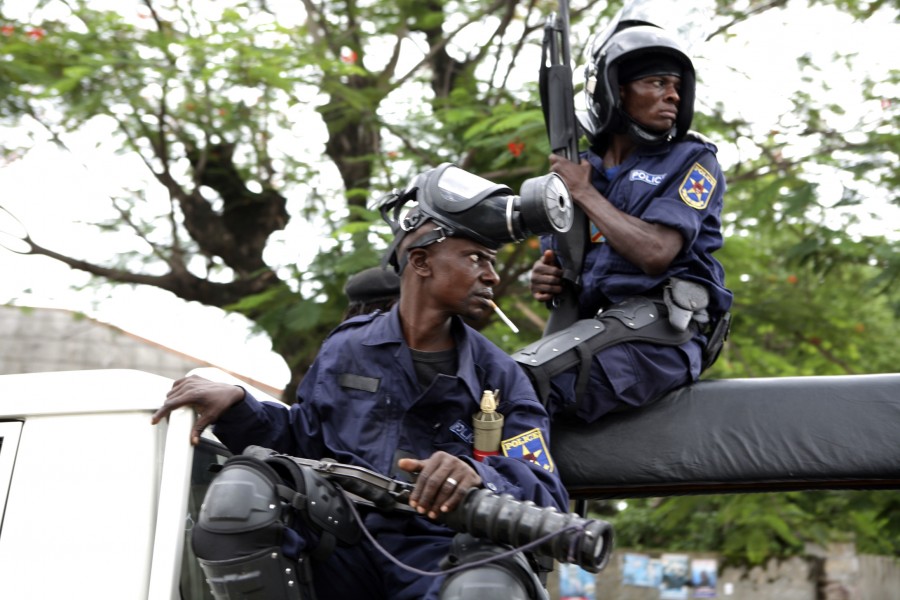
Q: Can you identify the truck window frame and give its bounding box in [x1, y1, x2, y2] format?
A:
[0, 421, 23, 534]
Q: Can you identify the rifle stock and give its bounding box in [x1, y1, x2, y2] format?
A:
[540, 0, 588, 334]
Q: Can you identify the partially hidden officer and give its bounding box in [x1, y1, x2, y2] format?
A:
[342, 265, 400, 319]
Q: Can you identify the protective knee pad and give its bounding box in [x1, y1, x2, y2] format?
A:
[197, 548, 310, 599]
[191, 455, 310, 600]
[438, 534, 548, 600]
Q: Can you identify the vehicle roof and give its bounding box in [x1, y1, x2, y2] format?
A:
[554, 372, 900, 498]
[0, 369, 174, 417]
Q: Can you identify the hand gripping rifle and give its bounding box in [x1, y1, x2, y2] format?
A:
[244, 446, 613, 574]
[540, 0, 589, 334]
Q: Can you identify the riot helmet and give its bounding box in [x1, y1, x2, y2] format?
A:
[377, 163, 573, 273]
[580, 23, 695, 146]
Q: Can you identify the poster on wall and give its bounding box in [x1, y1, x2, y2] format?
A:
[647, 558, 663, 588]
[622, 553, 650, 586]
[559, 562, 596, 600]
[691, 558, 718, 598]
[660, 553, 690, 599]
[621, 553, 663, 588]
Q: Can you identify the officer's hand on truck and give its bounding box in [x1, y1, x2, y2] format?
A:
[151, 375, 244, 445]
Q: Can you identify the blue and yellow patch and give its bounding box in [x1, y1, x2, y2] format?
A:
[501, 428, 555, 472]
[678, 162, 716, 210]
[590, 221, 606, 244]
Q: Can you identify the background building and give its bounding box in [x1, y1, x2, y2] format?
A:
[0, 305, 283, 398]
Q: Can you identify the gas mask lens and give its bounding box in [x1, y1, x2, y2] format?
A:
[519, 173, 573, 235]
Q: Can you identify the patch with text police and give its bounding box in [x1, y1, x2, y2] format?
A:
[678, 162, 716, 210]
[501, 428, 555, 472]
[629, 169, 665, 186]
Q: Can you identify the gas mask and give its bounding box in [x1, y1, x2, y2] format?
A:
[378, 163, 573, 272]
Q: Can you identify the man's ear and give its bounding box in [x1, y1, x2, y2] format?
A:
[407, 247, 432, 276]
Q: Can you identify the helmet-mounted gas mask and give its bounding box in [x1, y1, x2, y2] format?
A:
[377, 163, 573, 273]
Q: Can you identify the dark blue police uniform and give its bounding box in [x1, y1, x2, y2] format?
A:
[541, 135, 733, 422]
[214, 305, 568, 599]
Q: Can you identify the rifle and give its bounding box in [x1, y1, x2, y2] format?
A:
[540, 0, 589, 335]
[244, 446, 613, 573]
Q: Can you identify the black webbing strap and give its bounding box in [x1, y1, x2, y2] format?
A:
[263, 455, 361, 561]
[513, 298, 694, 415]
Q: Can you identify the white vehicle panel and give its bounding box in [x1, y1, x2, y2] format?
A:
[0, 411, 164, 598]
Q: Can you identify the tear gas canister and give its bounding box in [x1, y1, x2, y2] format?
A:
[473, 390, 503, 462]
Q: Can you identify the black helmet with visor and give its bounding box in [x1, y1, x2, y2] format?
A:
[580, 23, 695, 147]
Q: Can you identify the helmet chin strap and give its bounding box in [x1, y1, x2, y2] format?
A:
[620, 110, 676, 146]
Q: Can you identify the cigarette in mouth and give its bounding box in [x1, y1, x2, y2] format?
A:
[488, 300, 519, 334]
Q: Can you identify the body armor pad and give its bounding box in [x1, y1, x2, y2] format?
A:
[192, 455, 308, 599]
[439, 534, 548, 600]
[513, 296, 693, 407]
[192, 453, 361, 600]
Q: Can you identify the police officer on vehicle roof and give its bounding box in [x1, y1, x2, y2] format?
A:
[153, 165, 569, 600]
[524, 21, 733, 423]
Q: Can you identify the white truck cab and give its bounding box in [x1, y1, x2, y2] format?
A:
[4, 367, 896, 598]
[0, 368, 262, 599]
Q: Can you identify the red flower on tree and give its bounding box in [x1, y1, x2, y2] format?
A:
[26, 27, 45, 40]
[507, 140, 525, 158]
[1, 25, 14, 36]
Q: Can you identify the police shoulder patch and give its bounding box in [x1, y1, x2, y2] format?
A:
[501, 428, 555, 473]
[678, 162, 716, 210]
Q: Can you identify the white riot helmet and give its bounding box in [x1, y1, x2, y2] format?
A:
[579, 23, 696, 146]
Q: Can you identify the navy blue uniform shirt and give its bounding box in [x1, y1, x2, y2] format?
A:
[542, 134, 733, 319]
[539, 135, 734, 422]
[214, 305, 568, 513]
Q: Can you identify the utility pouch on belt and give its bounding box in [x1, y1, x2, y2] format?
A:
[513, 296, 693, 408]
[663, 277, 709, 331]
[663, 277, 731, 371]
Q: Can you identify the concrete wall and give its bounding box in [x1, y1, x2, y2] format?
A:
[0, 305, 282, 397]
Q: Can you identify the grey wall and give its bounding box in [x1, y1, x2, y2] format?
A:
[0, 305, 282, 397]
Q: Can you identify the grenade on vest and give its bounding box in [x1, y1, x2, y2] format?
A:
[473, 390, 503, 461]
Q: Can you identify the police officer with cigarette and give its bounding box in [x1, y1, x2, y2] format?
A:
[153, 165, 576, 599]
